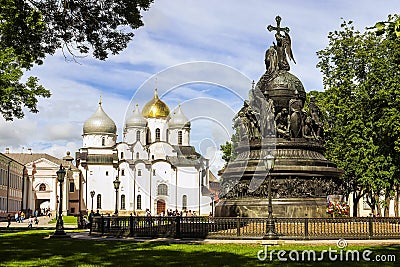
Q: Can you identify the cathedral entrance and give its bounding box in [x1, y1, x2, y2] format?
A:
[156, 200, 166, 215]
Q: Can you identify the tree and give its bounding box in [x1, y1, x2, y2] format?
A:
[317, 17, 400, 216]
[368, 14, 400, 39]
[0, 0, 154, 120]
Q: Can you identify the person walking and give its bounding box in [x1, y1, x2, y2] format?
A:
[28, 216, 33, 228]
[7, 214, 11, 228]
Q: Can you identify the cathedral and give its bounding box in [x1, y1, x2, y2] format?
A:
[76, 89, 212, 216]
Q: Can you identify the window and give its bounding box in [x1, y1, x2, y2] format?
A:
[69, 182, 75, 192]
[157, 184, 168, 196]
[182, 195, 187, 210]
[39, 183, 46, 191]
[102, 137, 105, 146]
[178, 131, 183, 145]
[71, 207, 75, 214]
[153, 169, 156, 176]
[97, 194, 102, 209]
[106, 171, 109, 176]
[155, 128, 160, 141]
[121, 194, 126, 210]
[137, 195, 142, 209]
[136, 130, 141, 142]
[121, 169, 125, 176]
[138, 169, 142, 176]
[136, 152, 139, 159]
[120, 152, 124, 159]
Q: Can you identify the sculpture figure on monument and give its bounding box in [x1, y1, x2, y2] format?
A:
[258, 16, 296, 90]
[308, 95, 324, 140]
[275, 108, 290, 139]
[267, 15, 296, 72]
[302, 116, 317, 140]
[288, 90, 304, 138]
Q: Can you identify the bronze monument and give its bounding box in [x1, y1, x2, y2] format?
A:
[215, 16, 343, 218]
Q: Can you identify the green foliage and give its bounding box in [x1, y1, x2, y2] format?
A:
[368, 14, 400, 39]
[317, 16, 400, 215]
[0, 0, 154, 120]
[0, 47, 50, 120]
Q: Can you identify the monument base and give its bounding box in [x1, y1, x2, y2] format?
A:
[215, 197, 328, 218]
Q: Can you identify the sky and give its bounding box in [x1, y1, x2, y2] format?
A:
[1, 0, 399, 175]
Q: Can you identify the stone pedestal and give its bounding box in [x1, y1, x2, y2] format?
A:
[215, 197, 328, 218]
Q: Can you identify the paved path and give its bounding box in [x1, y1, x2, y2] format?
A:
[0, 215, 77, 229]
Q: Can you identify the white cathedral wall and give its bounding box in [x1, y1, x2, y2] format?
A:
[148, 143, 175, 160]
[168, 128, 190, 146]
[86, 164, 118, 213]
[147, 118, 168, 143]
[83, 134, 116, 148]
[124, 127, 146, 145]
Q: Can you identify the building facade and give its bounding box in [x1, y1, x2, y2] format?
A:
[77, 90, 212, 216]
[5, 151, 82, 216]
[0, 152, 25, 218]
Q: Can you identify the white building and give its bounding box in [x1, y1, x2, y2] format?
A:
[77, 90, 212, 215]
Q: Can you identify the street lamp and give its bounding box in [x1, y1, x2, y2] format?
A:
[90, 190, 95, 213]
[263, 154, 277, 239]
[52, 165, 68, 237]
[210, 192, 215, 216]
[113, 176, 121, 215]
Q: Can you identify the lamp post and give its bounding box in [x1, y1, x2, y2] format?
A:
[113, 176, 121, 215]
[210, 192, 215, 216]
[90, 190, 95, 213]
[52, 165, 68, 237]
[263, 154, 278, 239]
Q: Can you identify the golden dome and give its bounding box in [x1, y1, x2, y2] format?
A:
[142, 89, 170, 118]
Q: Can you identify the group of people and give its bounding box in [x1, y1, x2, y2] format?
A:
[5, 210, 39, 228]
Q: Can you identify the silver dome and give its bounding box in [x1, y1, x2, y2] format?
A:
[168, 105, 190, 129]
[126, 104, 147, 128]
[83, 101, 117, 135]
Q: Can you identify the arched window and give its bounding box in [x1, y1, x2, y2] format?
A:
[182, 195, 187, 210]
[155, 128, 160, 141]
[120, 152, 124, 159]
[136, 130, 141, 142]
[157, 184, 168, 196]
[121, 194, 126, 210]
[102, 137, 105, 146]
[39, 183, 46, 191]
[136, 152, 139, 159]
[137, 195, 142, 210]
[97, 194, 102, 209]
[178, 131, 183, 145]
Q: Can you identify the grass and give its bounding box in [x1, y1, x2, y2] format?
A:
[48, 216, 77, 225]
[0, 229, 399, 266]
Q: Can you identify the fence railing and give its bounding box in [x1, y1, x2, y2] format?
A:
[90, 215, 400, 239]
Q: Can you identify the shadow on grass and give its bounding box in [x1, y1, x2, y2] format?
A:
[0, 229, 399, 266]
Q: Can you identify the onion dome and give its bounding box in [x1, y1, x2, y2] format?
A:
[126, 104, 147, 128]
[142, 89, 170, 118]
[169, 105, 190, 128]
[83, 99, 117, 135]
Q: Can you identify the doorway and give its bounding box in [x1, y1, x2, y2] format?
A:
[156, 200, 166, 215]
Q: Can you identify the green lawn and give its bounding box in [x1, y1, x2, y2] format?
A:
[48, 216, 78, 225]
[0, 229, 399, 266]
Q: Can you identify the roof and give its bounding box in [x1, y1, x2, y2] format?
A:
[6, 153, 79, 171]
[208, 170, 219, 182]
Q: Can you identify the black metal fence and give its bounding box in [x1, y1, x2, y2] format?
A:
[90, 215, 400, 239]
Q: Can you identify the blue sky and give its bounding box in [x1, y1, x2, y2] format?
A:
[1, 0, 399, 175]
